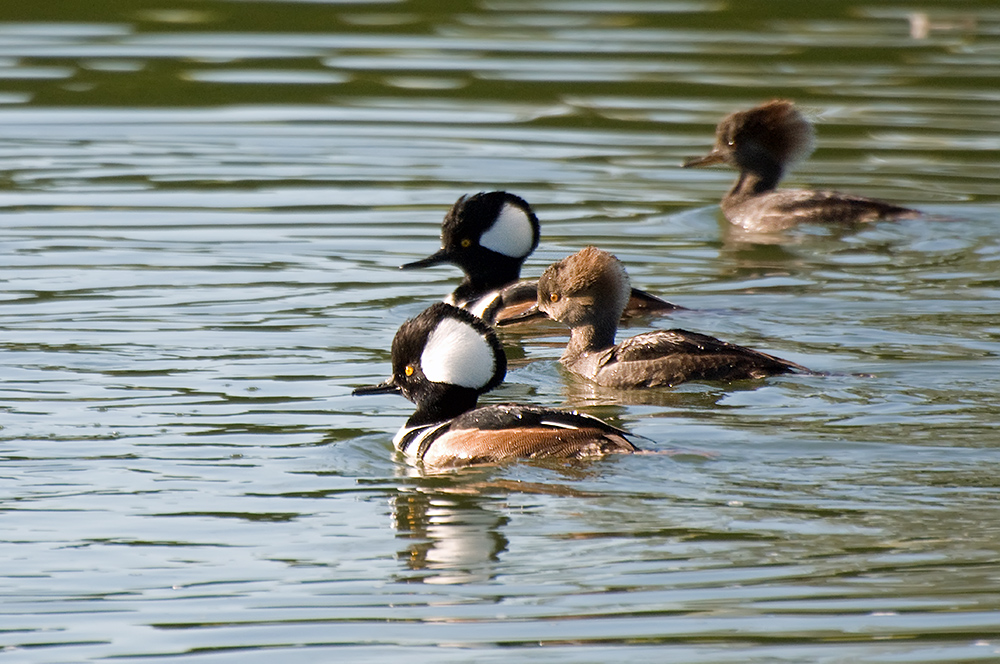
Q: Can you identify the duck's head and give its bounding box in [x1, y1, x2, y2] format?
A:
[353, 302, 507, 423]
[683, 99, 815, 176]
[401, 191, 540, 282]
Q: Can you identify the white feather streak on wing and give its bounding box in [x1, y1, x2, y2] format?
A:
[421, 317, 495, 388]
[539, 419, 581, 430]
[541, 410, 613, 430]
[479, 201, 534, 258]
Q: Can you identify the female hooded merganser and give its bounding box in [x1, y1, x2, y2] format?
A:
[401, 191, 680, 323]
[500, 247, 811, 388]
[352, 301, 638, 467]
[683, 100, 920, 232]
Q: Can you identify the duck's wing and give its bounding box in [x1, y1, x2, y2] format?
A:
[729, 189, 919, 231]
[595, 329, 810, 387]
[418, 404, 637, 467]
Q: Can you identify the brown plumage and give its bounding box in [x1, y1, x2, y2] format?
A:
[502, 247, 811, 388]
[588, 329, 808, 388]
[683, 100, 919, 231]
[419, 425, 636, 467]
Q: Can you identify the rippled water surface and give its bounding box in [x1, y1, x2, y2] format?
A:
[3, 1, 1000, 662]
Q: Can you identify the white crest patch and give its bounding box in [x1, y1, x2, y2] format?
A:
[479, 201, 535, 258]
[421, 317, 496, 388]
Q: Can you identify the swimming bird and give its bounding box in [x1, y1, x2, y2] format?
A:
[499, 246, 811, 388]
[683, 100, 919, 232]
[352, 302, 638, 467]
[400, 191, 680, 323]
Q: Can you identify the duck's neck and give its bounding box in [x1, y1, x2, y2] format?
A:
[726, 157, 784, 204]
[453, 259, 522, 304]
[406, 384, 480, 427]
[562, 317, 618, 363]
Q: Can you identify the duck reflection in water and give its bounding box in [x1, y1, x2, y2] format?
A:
[391, 480, 508, 585]
[390, 467, 619, 585]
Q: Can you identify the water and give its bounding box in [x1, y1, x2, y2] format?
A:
[2, 1, 1000, 662]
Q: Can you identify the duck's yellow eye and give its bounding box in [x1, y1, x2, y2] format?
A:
[460, 238, 472, 248]
[549, 292, 560, 303]
[404, 365, 415, 377]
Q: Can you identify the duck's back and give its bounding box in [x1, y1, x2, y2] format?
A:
[409, 403, 636, 467]
[725, 189, 919, 232]
[588, 329, 806, 388]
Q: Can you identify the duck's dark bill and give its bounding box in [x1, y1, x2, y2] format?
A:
[352, 379, 401, 396]
[495, 305, 548, 327]
[400, 249, 451, 270]
[682, 151, 725, 168]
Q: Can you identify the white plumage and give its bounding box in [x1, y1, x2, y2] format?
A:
[479, 201, 535, 258]
[421, 317, 495, 388]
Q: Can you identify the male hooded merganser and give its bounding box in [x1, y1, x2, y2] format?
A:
[401, 191, 680, 323]
[499, 247, 811, 388]
[352, 301, 638, 467]
[683, 100, 919, 232]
